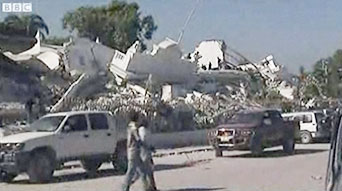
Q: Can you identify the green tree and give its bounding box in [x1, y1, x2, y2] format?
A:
[63, 0, 157, 52]
[311, 58, 330, 96]
[295, 65, 306, 101]
[310, 49, 342, 98]
[303, 83, 320, 100]
[43, 36, 70, 46]
[1, 14, 49, 38]
[329, 50, 342, 97]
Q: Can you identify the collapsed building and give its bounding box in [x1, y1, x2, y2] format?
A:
[0, 31, 72, 123]
[189, 40, 247, 70]
[238, 54, 296, 100]
[58, 38, 271, 132]
[0, 33, 298, 132]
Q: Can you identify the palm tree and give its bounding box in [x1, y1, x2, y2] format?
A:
[2, 14, 49, 38]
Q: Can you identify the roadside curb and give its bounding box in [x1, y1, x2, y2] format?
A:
[57, 147, 214, 170]
[153, 146, 213, 158]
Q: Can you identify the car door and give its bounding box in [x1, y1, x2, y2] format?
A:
[87, 113, 116, 155]
[56, 114, 90, 160]
[326, 115, 342, 191]
[299, 113, 316, 133]
[261, 111, 274, 142]
[269, 111, 284, 141]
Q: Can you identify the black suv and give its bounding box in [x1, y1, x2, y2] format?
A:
[209, 109, 296, 157]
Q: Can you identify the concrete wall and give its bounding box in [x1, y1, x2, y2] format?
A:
[113, 114, 210, 149]
[150, 129, 210, 149]
[128, 44, 197, 85]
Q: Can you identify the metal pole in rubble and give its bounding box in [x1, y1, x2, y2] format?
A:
[177, 0, 201, 44]
[322, 59, 328, 85]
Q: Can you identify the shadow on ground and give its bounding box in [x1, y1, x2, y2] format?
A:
[226, 149, 328, 158]
[9, 159, 213, 184]
[164, 187, 225, 191]
[11, 168, 122, 184]
[155, 159, 212, 171]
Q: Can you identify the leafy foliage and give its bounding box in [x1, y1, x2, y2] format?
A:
[0, 14, 49, 38]
[309, 50, 342, 98]
[43, 36, 70, 46]
[63, 0, 157, 52]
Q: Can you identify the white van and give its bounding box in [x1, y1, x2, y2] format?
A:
[282, 111, 331, 144]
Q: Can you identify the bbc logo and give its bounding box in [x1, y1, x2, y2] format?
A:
[2, 3, 32, 13]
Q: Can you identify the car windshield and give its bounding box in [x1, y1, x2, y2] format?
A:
[29, 116, 65, 132]
[231, 112, 263, 123]
[315, 113, 325, 123]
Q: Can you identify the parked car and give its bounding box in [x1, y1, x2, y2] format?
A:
[282, 111, 331, 144]
[0, 111, 127, 183]
[209, 109, 295, 157]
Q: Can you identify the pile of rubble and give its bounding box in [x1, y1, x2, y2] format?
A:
[59, 86, 261, 132]
[1, 32, 300, 128]
[238, 55, 296, 100]
[183, 92, 261, 129]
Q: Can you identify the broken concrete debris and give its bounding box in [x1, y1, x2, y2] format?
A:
[109, 38, 197, 87]
[3, 31, 68, 71]
[238, 54, 296, 100]
[56, 88, 261, 133]
[189, 40, 242, 71]
[1, 35, 308, 130]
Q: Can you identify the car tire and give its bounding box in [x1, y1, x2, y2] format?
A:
[81, 159, 102, 174]
[112, 145, 128, 174]
[251, 137, 263, 155]
[300, 131, 313, 144]
[0, 171, 17, 183]
[283, 138, 295, 154]
[27, 152, 54, 183]
[215, 148, 223, 157]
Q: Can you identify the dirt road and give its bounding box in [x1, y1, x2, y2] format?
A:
[0, 144, 329, 191]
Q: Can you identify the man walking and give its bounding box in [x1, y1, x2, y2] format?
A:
[139, 118, 157, 190]
[122, 111, 149, 191]
[131, 118, 157, 191]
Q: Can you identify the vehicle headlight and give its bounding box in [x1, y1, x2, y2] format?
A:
[1, 143, 25, 151]
[13, 143, 25, 150]
[239, 130, 253, 136]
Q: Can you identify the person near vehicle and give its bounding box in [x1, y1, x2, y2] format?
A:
[0, 116, 3, 127]
[122, 111, 149, 191]
[25, 98, 34, 124]
[131, 118, 157, 191]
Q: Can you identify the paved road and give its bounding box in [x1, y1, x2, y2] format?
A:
[0, 144, 330, 191]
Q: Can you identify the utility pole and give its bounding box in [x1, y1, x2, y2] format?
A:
[322, 59, 329, 85]
[177, 0, 201, 44]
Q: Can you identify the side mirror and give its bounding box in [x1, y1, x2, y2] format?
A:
[263, 113, 270, 119]
[63, 125, 71, 133]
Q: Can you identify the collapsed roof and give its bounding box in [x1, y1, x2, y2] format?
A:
[66, 38, 115, 75]
[1, 30, 299, 112]
[0, 33, 36, 53]
[109, 38, 197, 85]
[189, 40, 250, 71]
[238, 54, 296, 100]
[2, 31, 65, 70]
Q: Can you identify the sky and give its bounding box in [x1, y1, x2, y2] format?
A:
[1, 0, 342, 73]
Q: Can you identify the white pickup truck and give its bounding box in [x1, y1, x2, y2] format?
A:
[282, 111, 331, 143]
[0, 111, 128, 183]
